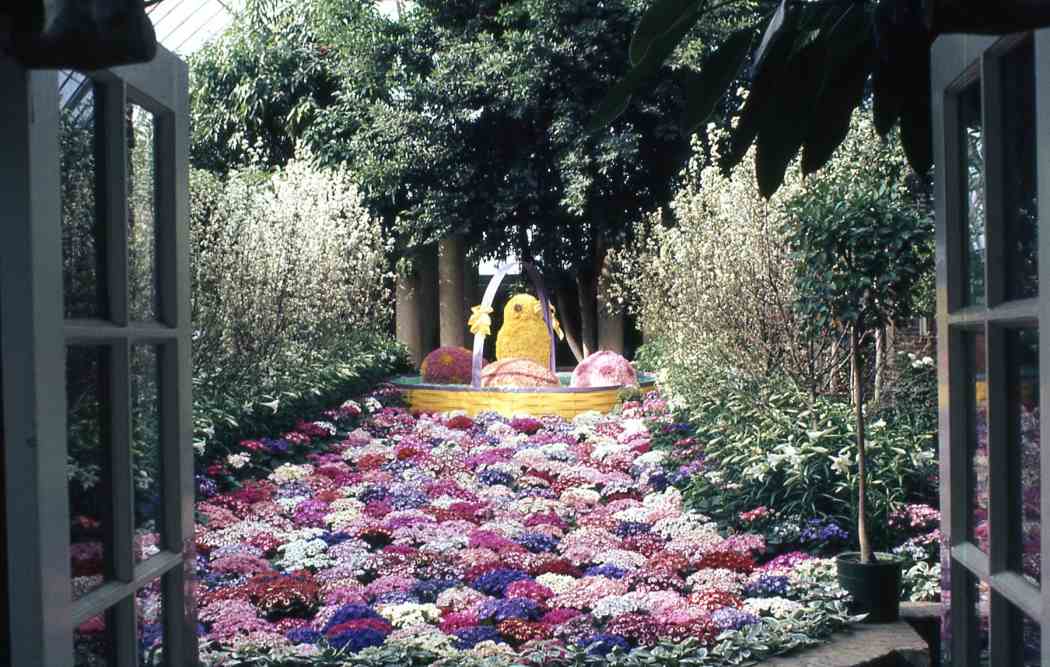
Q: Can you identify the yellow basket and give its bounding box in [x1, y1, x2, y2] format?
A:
[393, 375, 657, 420]
[406, 259, 650, 419]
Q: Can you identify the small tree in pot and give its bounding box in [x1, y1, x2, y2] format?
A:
[784, 174, 933, 621]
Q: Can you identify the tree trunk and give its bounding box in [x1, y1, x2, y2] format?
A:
[829, 337, 840, 394]
[462, 254, 479, 345]
[851, 325, 873, 564]
[597, 250, 625, 353]
[873, 327, 885, 409]
[576, 272, 598, 357]
[555, 286, 585, 363]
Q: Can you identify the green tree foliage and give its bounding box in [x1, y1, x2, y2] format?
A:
[309, 0, 695, 345]
[188, 1, 344, 172]
[783, 130, 933, 562]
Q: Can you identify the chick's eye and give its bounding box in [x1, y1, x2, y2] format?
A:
[514, 304, 523, 312]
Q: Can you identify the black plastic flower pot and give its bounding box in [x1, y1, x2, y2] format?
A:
[836, 552, 904, 623]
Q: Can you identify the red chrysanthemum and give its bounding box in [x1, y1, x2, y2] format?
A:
[694, 550, 755, 574]
[498, 619, 548, 644]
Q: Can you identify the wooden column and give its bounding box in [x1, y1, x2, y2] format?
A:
[438, 236, 466, 348]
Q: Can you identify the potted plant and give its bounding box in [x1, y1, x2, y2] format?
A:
[785, 172, 933, 622]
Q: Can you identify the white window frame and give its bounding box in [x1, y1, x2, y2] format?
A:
[0, 46, 197, 666]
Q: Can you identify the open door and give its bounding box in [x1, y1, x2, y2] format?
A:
[932, 30, 1049, 666]
[0, 46, 197, 666]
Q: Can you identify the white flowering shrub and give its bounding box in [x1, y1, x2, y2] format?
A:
[610, 114, 917, 396]
[607, 124, 825, 390]
[191, 155, 392, 391]
[189, 155, 409, 462]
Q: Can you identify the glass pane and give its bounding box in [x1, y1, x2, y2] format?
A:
[132, 345, 163, 561]
[966, 332, 990, 552]
[127, 104, 158, 321]
[961, 82, 986, 306]
[1009, 329, 1040, 586]
[67, 346, 111, 598]
[137, 582, 164, 666]
[1021, 608, 1042, 666]
[74, 610, 114, 667]
[60, 73, 106, 319]
[1002, 40, 1039, 300]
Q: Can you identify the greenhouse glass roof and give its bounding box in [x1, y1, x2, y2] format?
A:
[58, 0, 241, 116]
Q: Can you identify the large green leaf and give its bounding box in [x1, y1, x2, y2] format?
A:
[872, 63, 905, 137]
[899, 88, 932, 174]
[801, 43, 875, 176]
[680, 26, 756, 134]
[629, 0, 701, 66]
[750, 0, 793, 78]
[590, 6, 700, 131]
[721, 1, 825, 172]
[721, 43, 789, 170]
[753, 41, 825, 198]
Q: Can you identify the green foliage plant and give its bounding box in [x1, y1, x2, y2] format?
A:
[307, 0, 697, 353]
[646, 350, 937, 550]
[783, 158, 933, 563]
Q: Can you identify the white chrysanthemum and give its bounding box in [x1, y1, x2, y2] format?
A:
[743, 597, 803, 618]
[536, 573, 576, 594]
[226, 453, 251, 469]
[378, 602, 442, 628]
[592, 549, 647, 570]
[560, 488, 600, 507]
[686, 568, 747, 595]
[269, 463, 313, 484]
[591, 594, 645, 619]
[275, 536, 332, 571]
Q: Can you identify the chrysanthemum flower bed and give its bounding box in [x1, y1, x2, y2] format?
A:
[191, 387, 854, 665]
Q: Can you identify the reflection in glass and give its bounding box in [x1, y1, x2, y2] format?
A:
[67, 346, 110, 598]
[1009, 329, 1040, 587]
[961, 82, 985, 306]
[1002, 40, 1039, 300]
[974, 573, 991, 666]
[60, 73, 106, 319]
[127, 104, 158, 321]
[137, 581, 164, 666]
[132, 345, 163, 562]
[74, 611, 114, 667]
[1022, 609, 1042, 666]
[966, 333, 989, 552]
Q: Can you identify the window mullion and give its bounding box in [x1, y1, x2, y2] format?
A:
[108, 341, 134, 582]
[97, 79, 128, 327]
[111, 596, 136, 667]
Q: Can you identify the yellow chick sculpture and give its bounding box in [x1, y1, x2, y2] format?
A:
[495, 294, 555, 368]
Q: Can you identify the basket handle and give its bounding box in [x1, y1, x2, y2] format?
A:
[470, 260, 557, 388]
